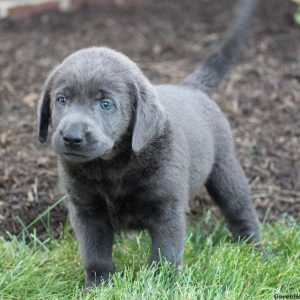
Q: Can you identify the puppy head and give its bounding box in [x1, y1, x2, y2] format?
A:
[37, 47, 166, 162]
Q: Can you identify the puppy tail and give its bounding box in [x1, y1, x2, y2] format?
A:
[180, 0, 258, 96]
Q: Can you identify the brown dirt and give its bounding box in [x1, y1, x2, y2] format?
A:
[0, 0, 299, 237]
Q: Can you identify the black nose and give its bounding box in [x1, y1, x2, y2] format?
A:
[63, 132, 83, 146]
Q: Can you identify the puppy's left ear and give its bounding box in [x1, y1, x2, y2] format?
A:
[132, 81, 167, 153]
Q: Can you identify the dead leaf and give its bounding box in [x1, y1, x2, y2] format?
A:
[23, 93, 39, 108]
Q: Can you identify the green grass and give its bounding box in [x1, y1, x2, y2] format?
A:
[0, 210, 299, 300]
[294, 1, 300, 25]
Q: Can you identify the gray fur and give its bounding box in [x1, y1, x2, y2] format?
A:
[37, 0, 260, 290]
[181, 0, 259, 95]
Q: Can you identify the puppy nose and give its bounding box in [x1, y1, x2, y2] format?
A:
[62, 131, 83, 146]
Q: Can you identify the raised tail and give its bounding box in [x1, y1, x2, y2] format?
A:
[181, 0, 258, 95]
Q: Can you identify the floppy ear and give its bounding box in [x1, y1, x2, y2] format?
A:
[132, 81, 167, 153]
[37, 83, 51, 143]
[37, 68, 57, 143]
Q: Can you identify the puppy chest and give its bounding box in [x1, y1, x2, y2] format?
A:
[65, 165, 164, 229]
[95, 182, 163, 229]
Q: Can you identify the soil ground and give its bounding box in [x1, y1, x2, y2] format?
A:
[0, 0, 299, 237]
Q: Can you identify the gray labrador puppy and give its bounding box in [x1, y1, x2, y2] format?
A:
[37, 0, 260, 289]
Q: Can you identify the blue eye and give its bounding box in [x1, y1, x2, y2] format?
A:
[99, 99, 114, 111]
[57, 96, 68, 106]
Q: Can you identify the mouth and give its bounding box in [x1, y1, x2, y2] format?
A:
[57, 146, 114, 162]
[52, 134, 115, 162]
[62, 151, 89, 158]
[60, 151, 94, 162]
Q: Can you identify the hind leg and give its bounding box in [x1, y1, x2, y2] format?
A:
[205, 154, 260, 243]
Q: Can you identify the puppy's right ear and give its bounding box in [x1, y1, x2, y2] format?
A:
[37, 69, 57, 143]
[37, 83, 52, 143]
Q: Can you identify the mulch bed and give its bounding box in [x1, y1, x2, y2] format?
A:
[0, 0, 299, 237]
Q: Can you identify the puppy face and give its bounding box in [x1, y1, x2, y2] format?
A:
[49, 52, 134, 162]
[38, 47, 166, 162]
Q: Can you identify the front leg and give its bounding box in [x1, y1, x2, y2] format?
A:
[69, 203, 114, 290]
[148, 207, 186, 267]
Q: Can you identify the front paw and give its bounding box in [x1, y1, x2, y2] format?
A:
[85, 264, 115, 292]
